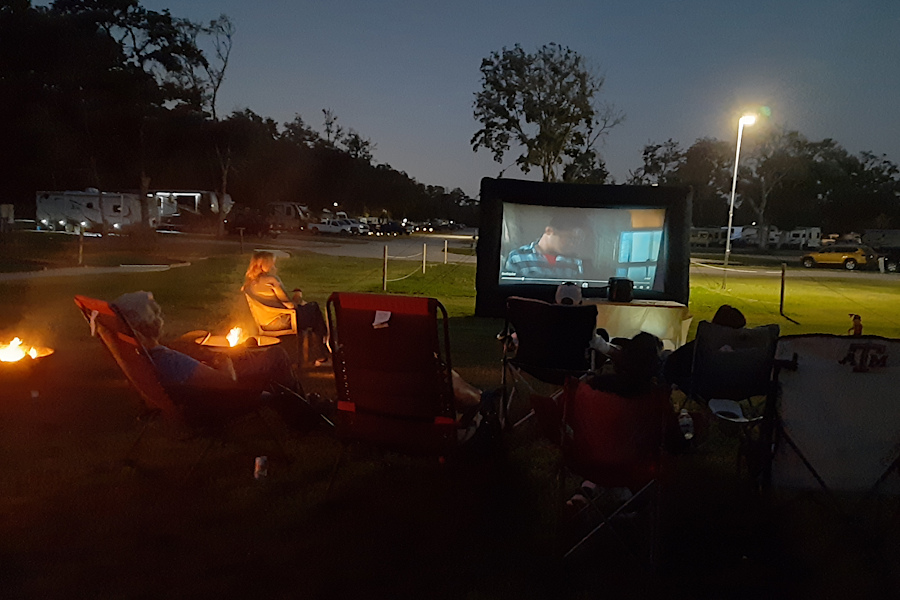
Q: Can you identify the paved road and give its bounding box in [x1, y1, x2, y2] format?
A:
[253, 230, 478, 264]
[0, 263, 189, 282]
[691, 257, 898, 282]
[6, 230, 899, 283]
[0, 231, 478, 281]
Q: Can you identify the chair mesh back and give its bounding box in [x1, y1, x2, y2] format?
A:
[329, 293, 453, 421]
[507, 297, 598, 383]
[692, 321, 780, 400]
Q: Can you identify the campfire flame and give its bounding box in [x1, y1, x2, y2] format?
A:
[0, 337, 52, 363]
[226, 327, 243, 347]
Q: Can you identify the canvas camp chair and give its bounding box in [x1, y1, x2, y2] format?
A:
[764, 334, 900, 510]
[244, 291, 326, 366]
[501, 296, 598, 428]
[74, 295, 290, 476]
[325, 292, 469, 492]
[688, 321, 781, 476]
[552, 377, 671, 565]
[244, 292, 298, 337]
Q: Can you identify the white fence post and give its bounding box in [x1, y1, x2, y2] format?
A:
[444, 239, 448, 264]
[422, 243, 427, 274]
[383, 245, 388, 291]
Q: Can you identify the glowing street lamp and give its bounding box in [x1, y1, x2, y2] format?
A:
[723, 114, 757, 288]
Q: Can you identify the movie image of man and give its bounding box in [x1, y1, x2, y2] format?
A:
[503, 214, 588, 280]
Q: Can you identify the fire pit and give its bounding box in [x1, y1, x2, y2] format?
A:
[0, 337, 54, 363]
[0, 337, 55, 385]
[194, 327, 280, 351]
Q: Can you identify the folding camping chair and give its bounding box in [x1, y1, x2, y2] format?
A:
[688, 321, 781, 476]
[765, 333, 900, 508]
[325, 292, 469, 492]
[74, 295, 291, 476]
[554, 377, 671, 565]
[501, 296, 598, 428]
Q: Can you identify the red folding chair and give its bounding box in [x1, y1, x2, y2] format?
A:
[74, 295, 288, 475]
[325, 292, 465, 491]
[554, 378, 673, 565]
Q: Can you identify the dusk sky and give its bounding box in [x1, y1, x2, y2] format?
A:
[74, 1, 900, 198]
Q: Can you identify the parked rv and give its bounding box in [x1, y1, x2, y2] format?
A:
[862, 230, 900, 250]
[265, 202, 311, 232]
[154, 190, 232, 232]
[36, 190, 146, 233]
[781, 227, 822, 249]
[690, 227, 726, 247]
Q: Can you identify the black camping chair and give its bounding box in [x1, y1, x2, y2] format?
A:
[500, 296, 599, 429]
[688, 321, 782, 476]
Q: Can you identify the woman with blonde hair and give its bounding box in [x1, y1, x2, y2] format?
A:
[242, 251, 330, 366]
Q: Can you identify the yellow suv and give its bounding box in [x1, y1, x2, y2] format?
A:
[800, 245, 875, 271]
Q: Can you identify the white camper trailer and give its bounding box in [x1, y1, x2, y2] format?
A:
[36, 190, 146, 233]
[154, 190, 233, 231]
[265, 202, 311, 231]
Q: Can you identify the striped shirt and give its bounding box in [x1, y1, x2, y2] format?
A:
[503, 241, 584, 280]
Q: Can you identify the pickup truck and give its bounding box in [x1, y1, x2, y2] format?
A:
[307, 219, 352, 235]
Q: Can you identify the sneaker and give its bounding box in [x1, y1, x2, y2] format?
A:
[314, 357, 332, 368]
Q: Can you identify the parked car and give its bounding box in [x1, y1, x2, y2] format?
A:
[876, 247, 900, 273]
[344, 218, 370, 235]
[307, 218, 352, 235]
[800, 244, 876, 270]
[374, 221, 409, 236]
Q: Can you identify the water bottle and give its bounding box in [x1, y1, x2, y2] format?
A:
[678, 409, 695, 440]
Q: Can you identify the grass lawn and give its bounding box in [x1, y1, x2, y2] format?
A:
[1, 233, 898, 598]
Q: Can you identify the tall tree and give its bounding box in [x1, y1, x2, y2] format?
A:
[739, 128, 813, 248]
[472, 43, 623, 182]
[52, 0, 210, 232]
[627, 139, 685, 186]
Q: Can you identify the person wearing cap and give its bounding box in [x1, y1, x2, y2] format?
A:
[555, 282, 584, 305]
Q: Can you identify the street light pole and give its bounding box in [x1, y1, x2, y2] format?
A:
[722, 114, 756, 289]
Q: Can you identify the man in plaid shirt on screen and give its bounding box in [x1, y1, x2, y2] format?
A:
[503, 214, 586, 280]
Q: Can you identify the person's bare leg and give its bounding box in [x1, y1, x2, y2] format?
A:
[452, 370, 482, 409]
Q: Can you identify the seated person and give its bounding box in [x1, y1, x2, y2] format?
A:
[503, 215, 588, 280]
[663, 304, 746, 391]
[532, 331, 685, 508]
[589, 331, 665, 398]
[112, 291, 313, 426]
[242, 250, 330, 366]
[555, 281, 583, 305]
[451, 370, 502, 445]
[534, 331, 686, 454]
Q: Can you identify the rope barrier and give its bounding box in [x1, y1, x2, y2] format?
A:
[385, 265, 424, 282]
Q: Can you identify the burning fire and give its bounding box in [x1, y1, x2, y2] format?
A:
[0, 337, 53, 363]
[226, 327, 243, 347]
